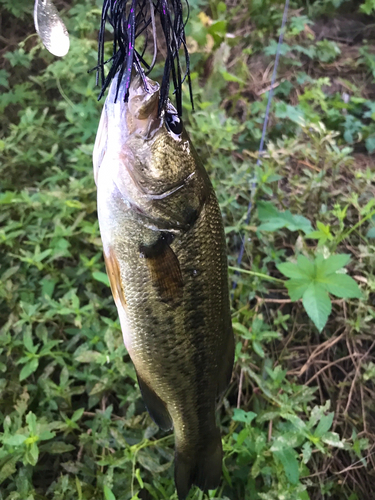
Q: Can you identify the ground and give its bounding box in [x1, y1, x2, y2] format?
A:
[0, 0, 375, 499]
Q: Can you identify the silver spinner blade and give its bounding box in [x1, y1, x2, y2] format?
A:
[34, 0, 70, 57]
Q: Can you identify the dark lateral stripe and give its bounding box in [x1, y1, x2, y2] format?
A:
[140, 233, 183, 305]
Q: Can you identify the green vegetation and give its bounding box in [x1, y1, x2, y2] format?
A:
[1, 0, 375, 498]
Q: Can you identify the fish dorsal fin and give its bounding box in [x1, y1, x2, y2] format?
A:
[136, 371, 173, 431]
[140, 233, 183, 305]
[104, 247, 127, 312]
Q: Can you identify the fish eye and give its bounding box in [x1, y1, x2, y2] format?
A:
[165, 112, 183, 136]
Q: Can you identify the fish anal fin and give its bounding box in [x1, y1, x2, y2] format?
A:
[136, 371, 173, 431]
[104, 248, 127, 312]
[140, 233, 183, 305]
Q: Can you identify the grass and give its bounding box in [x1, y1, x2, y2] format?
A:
[0, 0, 375, 499]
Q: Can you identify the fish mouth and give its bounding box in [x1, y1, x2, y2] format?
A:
[128, 75, 160, 120]
[107, 71, 160, 123]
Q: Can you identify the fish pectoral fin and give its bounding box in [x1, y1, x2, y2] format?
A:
[103, 247, 127, 312]
[136, 371, 173, 431]
[140, 233, 183, 305]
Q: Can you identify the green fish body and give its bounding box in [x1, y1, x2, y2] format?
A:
[93, 73, 234, 499]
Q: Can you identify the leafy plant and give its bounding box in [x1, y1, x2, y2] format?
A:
[278, 254, 362, 331]
[257, 201, 313, 234]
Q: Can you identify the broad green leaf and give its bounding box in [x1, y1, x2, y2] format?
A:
[297, 255, 315, 278]
[89, 380, 108, 395]
[306, 230, 324, 239]
[308, 401, 331, 428]
[272, 447, 299, 484]
[41, 278, 57, 297]
[236, 428, 249, 446]
[0, 69, 9, 88]
[39, 430, 56, 441]
[257, 411, 280, 423]
[19, 358, 39, 381]
[232, 409, 257, 424]
[39, 442, 75, 454]
[321, 432, 345, 448]
[3, 434, 27, 446]
[316, 254, 351, 276]
[1, 265, 19, 281]
[71, 408, 85, 422]
[0, 456, 18, 485]
[221, 71, 245, 84]
[302, 283, 331, 332]
[282, 413, 307, 432]
[34, 249, 52, 262]
[257, 201, 279, 219]
[257, 220, 286, 232]
[92, 271, 110, 287]
[257, 201, 312, 234]
[26, 442, 39, 466]
[365, 136, 375, 153]
[314, 412, 334, 438]
[302, 442, 312, 464]
[274, 102, 306, 125]
[285, 214, 312, 233]
[252, 340, 265, 358]
[285, 279, 310, 301]
[366, 227, 375, 238]
[23, 328, 35, 353]
[76, 477, 83, 500]
[232, 322, 250, 337]
[277, 262, 307, 279]
[75, 350, 102, 363]
[104, 485, 116, 500]
[26, 412, 37, 435]
[323, 274, 362, 299]
[306, 222, 333, 245]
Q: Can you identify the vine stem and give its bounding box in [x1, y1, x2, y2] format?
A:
[335, 207, 375, 247]
[229, 266, 285, 284]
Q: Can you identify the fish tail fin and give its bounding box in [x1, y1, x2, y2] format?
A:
[174, 429, 222, 500]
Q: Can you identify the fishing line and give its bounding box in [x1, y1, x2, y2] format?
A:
[233, 0, 290, 289]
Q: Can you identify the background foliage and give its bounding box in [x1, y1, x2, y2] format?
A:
[1, 0, 375, 499]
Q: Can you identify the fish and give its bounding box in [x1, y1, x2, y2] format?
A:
[93, 71, 234, 499]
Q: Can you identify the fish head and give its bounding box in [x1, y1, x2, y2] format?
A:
[94, 72, 209, 229]
[123, 76, 207, 216]
[93, 72, 160, 185]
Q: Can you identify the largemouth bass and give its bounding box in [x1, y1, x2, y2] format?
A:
[93, 72, 234, 499]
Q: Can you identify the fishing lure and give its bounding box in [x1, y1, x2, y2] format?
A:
[96, 0, 193, 116]
[34, 0, 70, 57]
